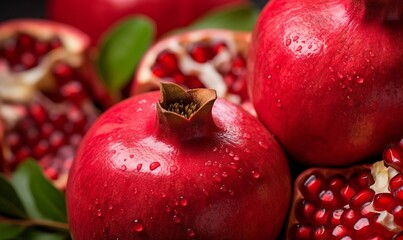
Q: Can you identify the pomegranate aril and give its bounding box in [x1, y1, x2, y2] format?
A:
[351, 171, 374, 187]
[172, 73, 186, 85]
[392, 205, 403, 227]
[44, 167, 59, 180]
[328, 174, 346, 192]
[390, 174, 403, 192]
[33, 140, 49, 158]
[49, 131, 65, 149]
[188, 43, 215, 63]
[41, 122, 54, 138]
[366, 234, 387, 240]
[232, 55, 246, 73]
[383, 143, 403, 171]
[361, 202, 377, 219]
[300, 172, 326, 200]
[296, 199, 316, 221]
[53, 62, 75, 85]
[185, 75, 204, 89]
[352, 217, 370, 237]
[319, 189, 338, 209]
[313, 208, 330, 225]
[29, 103, 47, 124]
[312, 225, 331, 240]
[1, 38, 18, 63]
[15, 147, 31, 164]
[6, 133, 21, 151]
[34, 41, 49, 57]
[393, 186, 403, 204]
[49, 37, 63, 50]
[50, 113, 68, 129]
[350, 189, 374, 209]
[16, 33, 34, 51]
[340, 208, 360, 226]
[60, 81, 87, 105]
[331, 209, 344, 226]
[212, 42, 227, 54]
[332, 224, 351, 238]
[340, 184, 356, 203]
[152, 50, 179, 78]
[20, 52, 37, 69]
[290, 223, 313, 239]
[373, 193, 398, 212]
[25, 128, 40, 146]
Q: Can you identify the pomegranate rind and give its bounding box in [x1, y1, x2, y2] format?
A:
[131, 29, 250, 103]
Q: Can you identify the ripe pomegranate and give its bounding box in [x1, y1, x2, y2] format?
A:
[248, 0, 403, 166]
[287, 138, 403, 239]
[67, 82, 291, 239]
[132, 29, 251, 106]
[0, 19, 114, 189]
[47, 0, 247, 45]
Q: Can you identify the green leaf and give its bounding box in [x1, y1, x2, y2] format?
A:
[98, 16, 155, 92]
[10, 161, 44, 219]
[21, 160, 67, 223]
[0, 174, 27, 219]
[0, 223, 25, 240]
[19, 228, 70, 240]
[174, 4, 260, 33]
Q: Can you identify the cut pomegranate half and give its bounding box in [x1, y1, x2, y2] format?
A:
[0, 19, 114, 189]
[287, 139, 403, 239]
[131, 29, 251, 105]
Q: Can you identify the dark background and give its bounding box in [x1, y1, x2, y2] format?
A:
[0, 0, 268, 21]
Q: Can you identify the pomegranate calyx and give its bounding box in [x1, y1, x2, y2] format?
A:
[157, 82, 217, 140]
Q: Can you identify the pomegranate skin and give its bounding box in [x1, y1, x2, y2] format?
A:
[47, 0, 246, 45]
[66, 88, 291, 239]
[248, 0, 403, 166]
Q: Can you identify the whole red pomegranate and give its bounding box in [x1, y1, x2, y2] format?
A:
[132, 29, 251, 106]
[287, 138, 403, 239]
[67, 83, 291, 239]
[0, 19, 114, 189]
[47, 0, 246, 45]
[248, 0, 403, 166]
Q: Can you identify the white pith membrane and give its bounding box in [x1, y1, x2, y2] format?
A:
[0, 26, 97, 189]
[135, 30, 250, 104]
[368, 161, 401, 232]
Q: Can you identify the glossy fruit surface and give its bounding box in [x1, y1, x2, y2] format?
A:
[248, 0, 403, 166]
[0, 19, 113, 188]
[67, 83, 291, 239]
[287, 138, 403, 239]
[47, 0, 246, 45]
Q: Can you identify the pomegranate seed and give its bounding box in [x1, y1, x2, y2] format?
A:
[15, 147, 31, 164]
[353, 217, 370, 237]
[361, 201, 377, 219]
[328, 175, 346, 192]
[290, 223, 313, 239]
[296, 200, 316, 221]
[29, 103, 47, 124]
[172, 72, 186, 85]
[50, 113, 68, 129]
[383, 143, 403, 171]
[332, 224, 350, 238]
[340, 208, 360, 226]
[366, 234, 387, 240]
[151, 64, 167, 78]
[373, 193, 398, 212]
[60, 81, 86, 105]
[49, 37, 63, 50]
[232, 55, 246, 73]
[390, 174, 403, 192]
[319, 190, 338, 209]
[393, 232, 403, 240]
[44, 167, 59, 180]
[188, 43, 215, 63]
[6, 133, 21, 151]
[340, 184, 356, 203]
[185, 75, 204, 89]
[224, 73, 236, 87]
[25, 128, 40, 146]
[350, 189, 374, 209]
[53, 62, 74, 84]
[212, 42, 227, 54]
[351, 171, 374, 187]
[392, 205, 403, 227]
[331, 209, 344, 226]
[33, 140, 49, 158]
[301, 172, 326, 200]
[20, 52, 37, 69]
[41, 122, 54, 138]
[313, 208, 330, 225]
[34, 41, 49, 56]
[2, 38, 18, 63]
[49, 131, 65, 149]
[393, 186, 403, 204]
[312, 225, 331, 240]
[156, 50, 178, 73]
[16, 33, 34, 51]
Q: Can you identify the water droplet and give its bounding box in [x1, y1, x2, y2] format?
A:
[130, 154, 134, 158]
[244, 148, 251, 153]
[346, 96, 354, 106]
[161, 192, 167, 198]
[228, 189, 235, 197]
[258, 141, 269, 149]
[213, 173, 222, 182]
[337, 72, 343, 79]
[220, 185, 228, 192]
[212, 147, 218, 152]
[233, 155, 240, 161]
[346, 75, 352, 81]
[229, 151, 234, 157]
[267, 75, 272, 79]
[356, 77, 364, 84]
[133, 219, 143, 232]
[97, 209, 102, 217]
[108, 204, 113, 210]
[121, 165, 127, 171]
[137, 163, 143, 171]
[285, 39, 292, 46]
[369, 51, 375, 57]
[165, 205, 171, 213]
[228, 162, 238, 170]
[370, 101, 378, 110]
[103, 181, 108, 187]
[173, 215, 182, 224]
[221, 171, 228, 178]
[170, 165, 178, 173]
[136, 108, 143, 112]
[187, 228, 196, 238]
[179, 196, 188, 207]
[329, 67, 334, 72]
[276, 99, 282, 108]
[95, 198, 99, 205]
[243, 133, 251, 139]
[251, 170, 261, 179]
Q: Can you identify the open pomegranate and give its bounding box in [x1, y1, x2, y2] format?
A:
[47, 0, 246, 45]
[248, 0, 403, 166]
[67, 82, 291, 239]
[287, 138, 403, 239]
[132, 29, 251, 106]
[0, 19, 113, 189]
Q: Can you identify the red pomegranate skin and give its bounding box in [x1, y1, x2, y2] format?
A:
[66, 88, 291, 239]
[47, 0, 246, 45]
[248, 0, 403, 166]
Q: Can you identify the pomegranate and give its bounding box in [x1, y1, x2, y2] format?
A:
[47, 0, 246, 45]
[248, 0, 403, 166]
[132, 29, 251, 106]
[287, 138, 403, 239]
[0, 19, 114, 189]
[67, 82, 291, 239]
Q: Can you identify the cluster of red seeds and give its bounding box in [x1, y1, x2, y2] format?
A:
[0, 32, 62, 72]
[151, 41, 248, 101]
[289, 143, 403, 240]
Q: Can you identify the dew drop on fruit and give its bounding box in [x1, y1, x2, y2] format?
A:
[213, 173, 222, 182]
[337, 72, 344, 79]
[173, 215, 182, 224]
[243, 132, 251, 139]
[228, 162, 238, 169]
[356, 77, 364, 84]
[97, 209, 102, 217]
[258, 141, 269, 150]
[121, 165, 127, 171]
[170, 165, 178, 173]
[187, 228, 196, 238]
[133, 219, 144, 232]
[179, 196, 188, 207]
[233, 155, 240, 161]
[108, 204, 113, 210]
